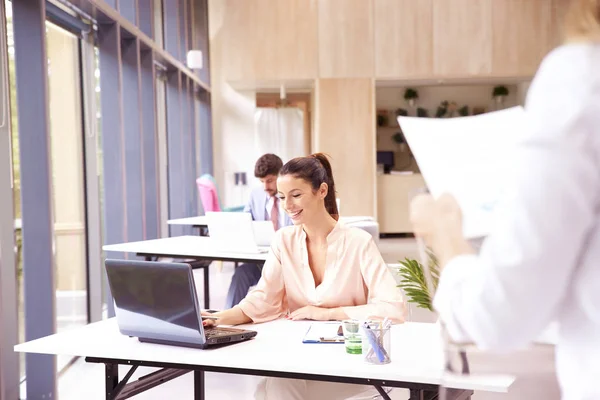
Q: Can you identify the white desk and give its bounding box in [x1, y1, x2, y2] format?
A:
[103, 236, 268, 308]
[166, 216, 375, 229]
[167, 216, 209, 230]
[102, 235, 267, 263]
[14, 319, 514, 400]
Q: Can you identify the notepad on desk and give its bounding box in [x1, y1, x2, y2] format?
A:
[302, 322, 344, 344]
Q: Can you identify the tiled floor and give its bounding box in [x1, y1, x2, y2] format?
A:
[49, 238, 560, 400]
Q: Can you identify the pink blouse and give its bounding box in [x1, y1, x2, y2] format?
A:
[238, 222, 406, 323]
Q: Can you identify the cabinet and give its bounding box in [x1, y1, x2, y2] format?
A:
[492, 0, 554, 76]
[220, 0, 318, 81]
[318, 0, 374, 78]
[374, 0, 433, 78]
[314, 78, 376, 217]
[377, 174, 426, 234]
[432, 0, 493, 76]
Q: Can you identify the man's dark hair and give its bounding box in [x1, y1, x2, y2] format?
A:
[254, 154, 283, 178]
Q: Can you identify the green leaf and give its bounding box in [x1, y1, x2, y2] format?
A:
[396, 253, 440, 312]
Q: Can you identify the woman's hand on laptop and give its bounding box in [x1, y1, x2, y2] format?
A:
[202, 307, 252, 327]
[201, 311, 220, 328]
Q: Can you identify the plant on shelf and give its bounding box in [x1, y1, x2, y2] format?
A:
[392, 130, 407, 152]
[435, 101, 449, 118]
[446, 101, 458, 117]
[404, 88, 419, 107]
[492, 85, 509, 104]
[392, 131, 405, 145]
[377, 111, 389, 127]
[397, 250, 440, 312]
[417, 107, 429, 118]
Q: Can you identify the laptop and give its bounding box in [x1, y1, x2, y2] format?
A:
[251, 220, 276, 246]
[206, 212, 271, 253]
[105, 259, 257, 349]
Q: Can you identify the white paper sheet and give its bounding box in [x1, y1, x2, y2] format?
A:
[398, 107, 527, 239]
[302, 322, 344, 343]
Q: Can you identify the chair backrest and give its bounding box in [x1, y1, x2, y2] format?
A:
[196, 175, 221, 213]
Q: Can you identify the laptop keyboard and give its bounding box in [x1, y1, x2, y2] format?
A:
[204, 327, 240, 339]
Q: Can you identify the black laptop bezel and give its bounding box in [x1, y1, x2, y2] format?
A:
[105, 259, 257, 349]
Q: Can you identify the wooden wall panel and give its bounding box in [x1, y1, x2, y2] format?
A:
[552, 0, 571, 47]
[433, 0, 492, 76]
[220, 0, 256, 81]
[374, 0, 433, 78]
[314, 79, 376, 217]
[318, 0, 374, 78]
[492, 0, 554, 76]
[220, 0, 318, 81]
[252, 0, 318, 79]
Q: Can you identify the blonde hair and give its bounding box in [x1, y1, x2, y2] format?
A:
[564, 0, 600, 42]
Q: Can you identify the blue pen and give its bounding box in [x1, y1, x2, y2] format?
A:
[364, 325, 385, 363]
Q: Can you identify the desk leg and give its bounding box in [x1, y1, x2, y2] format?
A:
[408, 389, 437, 400]
[105, 363, 119, 399]
[374, 385, 392, 400]
[203, 266, 210, 309]
[194, 370, 205, 400]
[409, 388, 472, 400]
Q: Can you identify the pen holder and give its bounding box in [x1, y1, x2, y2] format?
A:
[362, 323, 391, 365]
[342, 319, 362, 355]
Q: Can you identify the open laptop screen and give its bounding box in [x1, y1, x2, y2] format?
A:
[106, 260, 203, 340]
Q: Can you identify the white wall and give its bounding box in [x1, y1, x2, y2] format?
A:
[213, 83, 258, 207]
[209, 1, 258, 207]
[376, 84, 521, 172]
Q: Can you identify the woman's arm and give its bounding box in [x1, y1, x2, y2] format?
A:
[203, 306, 251, 326]
[342, 236, 406, 322]
[431, 46, 600, 351]
[235, 233, 287, 324]
[287, 305, 349, 321]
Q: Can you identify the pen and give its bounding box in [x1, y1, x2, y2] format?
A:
[319, 337, 345, 343]
[363, 324, 386, 362]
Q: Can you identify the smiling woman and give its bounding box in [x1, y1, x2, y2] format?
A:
[203, 153, 405, 400]
[277, 153, 339, 223]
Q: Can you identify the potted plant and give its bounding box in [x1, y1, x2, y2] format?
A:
[392, 131, 406, 152]
[397, 253, 471, 371]
[435, 101, 449, 118]
[458, 105, 469, 117]
[492, 85, 509, 105]
[395, 108, 408, 117]
[396, 250, 440, 312]
[404, 88, 419, 107]
[376, 111, 389, 127]
[417, 107, 429, 118]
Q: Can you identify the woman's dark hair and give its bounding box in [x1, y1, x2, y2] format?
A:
[254, 153, 283, 178]
[279, 153, 339, 220]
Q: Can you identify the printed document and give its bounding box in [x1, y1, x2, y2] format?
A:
[398, 107, 527, 239]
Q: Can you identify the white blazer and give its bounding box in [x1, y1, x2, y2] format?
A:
[433, 43, 600, 400]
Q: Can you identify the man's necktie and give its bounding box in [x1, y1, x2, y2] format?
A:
[271, 197, 279, 231]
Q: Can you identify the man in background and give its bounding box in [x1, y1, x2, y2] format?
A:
[225, 153, 292, 308]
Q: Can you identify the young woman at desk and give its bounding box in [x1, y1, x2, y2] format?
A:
[203, 153, 405, 400]
[410, 1, 600, 399]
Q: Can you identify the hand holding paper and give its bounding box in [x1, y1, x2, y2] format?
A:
[399, 107, 527, 239]
[411, 192, 475, 267]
